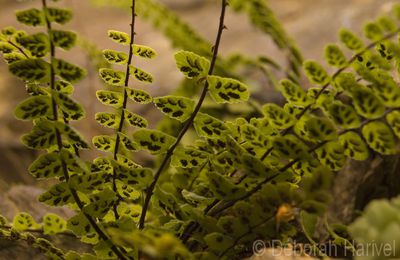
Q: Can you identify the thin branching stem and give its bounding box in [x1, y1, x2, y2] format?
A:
[41, 1, 127, 258]
[111, 0, 137, 221]
[138, 0, 228, 230]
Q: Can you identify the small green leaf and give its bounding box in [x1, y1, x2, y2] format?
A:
[50, 30, 77, 50]
[53, 91, 85, 120]
[324, 44, 347, 68]
[133, 129, 176, 154]
[14, 95, 52, 120]
[39, 182, 74, 206]
[67, 213, 95, 236]
[46, 7, 73, 25]
[13, 213, 39, 231]
[95, 112, 120, 129]
[92, 135, 115, 152]
[350, 86, 386, 119]
[53, 59, 86, 83]
[129, 66, 153, 83]
[57, 122, 89, 149]
[154, 95, 195, 122]
[124, 110, 148, 128]
[102, 49, 128, 65]
[17, 32, 49, 57]
[174, 50, 210, 78]
[116, 182, 141, 200]
[99, 68, 126, 86]
[96, 90, 124, 108]
[315, 141, 346, 171]
[119, 132, 137, 151]
[386, 111, 400, 139]
[126, 88, 152, 104]
[29, 151, 63, 179]
[83, 189, 116, 218]
[26, 83, 47, 96]
[9, 59, 51, 83]
[55, 80, 74, 95]
[133, 44, 157, 59]
[171, 146, 208, 168]
[3, 53, 26, 64]
[22, 119, 57, 149]
[108, 30, 130, 45]
[262, 104, 295, 130]
[303, 60, 331, 86]
[0, 42, 16, 54]
[363, 22, 383, 41]
[193, 113, 228, 139]
[362, 121, 397, 155]
[217, 216, 247, 237]
[43, 214, 67, 235]
[339, 131, 369, 160]
[339, 28, 364, 51]
[207, 75, 249, 103]
[16, 8, 45, 26]
[272, 134, 310, 160]
[69, 172, 107, 193]
[207, 171, 246, 200]
[326, 101, 362, 129]
[116, 154, 140, 169]
[278, 79, 312, 106]
[302, 116, 337, 142]
[115, 165, 153, 190]
[204, 232, 234, 251]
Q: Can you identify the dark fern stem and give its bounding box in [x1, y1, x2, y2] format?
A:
[41, 0, 127, 258]
[138, 0, 228, 230]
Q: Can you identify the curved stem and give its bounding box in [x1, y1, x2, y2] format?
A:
[111, 0, 137, 221]
[138, 0, 228, 230]
[41, 1, 127, 259]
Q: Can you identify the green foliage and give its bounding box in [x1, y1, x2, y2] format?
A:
[2, 1, 400, 259]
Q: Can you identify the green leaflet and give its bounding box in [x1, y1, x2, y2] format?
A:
[204, 232, 234, 252]
[262, 104, 295, 130]
[118, 132, 137, 151]
[102, 49, 128, 65]
[53, 91, 85, 120]
[56, 122, 89, 149]
[26, 83, 48, 96]
[0, 42, 16, 54]
[339, 28, 364, 51]
[55, 80, 74, 95]
[43, 213, 67, 235]
[324, 44, 347, 68]
[83, 189, 116, 218]
[377, 16, 397, 33]
[325, 101, 362, 129]
[370, 76, 400, 107]
[108, 30, 130, 45]
[302, 116, 337, 142]
[29, 151, 63, 179]
[133, 129, 176, 154]
[303, 60, 331, 86]
[13, 212, 40, 231]
[99, 68, 126, 86]
[3, 53, 26, 64]
[133, 44, 157, 59]
[53, 58, 86, 83]
[46, 7, 73, 25]
[126, 88, 152, 104]
[129, 66, 153, 83]
[207, 75, 249, 104]
[92, 157, 113, 174]
[50, 30, 77, 50]
[67, 212, 96, 237]
[153, 95, 195, 122]
[350, 86, 386, 119]
[17, 32, 50, 57]
[116, 154, 141, 169]
[363, 22, 383, 41]
[14, 95, 52, 120]
[217, 216, 248, 238]
[362, 121, 397, 155]
[315, 141, 346, 171]
[115, 165, 153, 190]
[95, 112, 120, 129]
[206, 171, 246, 200]
[39, 182, 74, 206]
[339, 131, 369, 160]
[174, 50, 210, 78]
[116, 181, 141, 200]
[124, 110, 148, 128]
[273, 134, 310, 160]
[69, 172, 108, 193]
[21, 119, 56, 149]
[193, 113, 228, 139]
[386, 111, 400, 138]
[9, 59, 51, 83]
[171, 146, 208, 168]
[16, 8, 45, 26]
[92, 135, 115, 152]
[278, 79, 311, 106]
[96, 90, 124, 107]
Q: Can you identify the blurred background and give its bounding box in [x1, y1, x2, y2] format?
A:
[0, 0, 396, 232]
